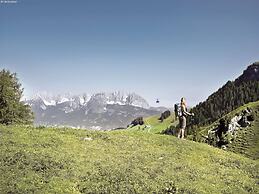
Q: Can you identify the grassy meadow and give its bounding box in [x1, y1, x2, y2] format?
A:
[0, 124, 258, 193]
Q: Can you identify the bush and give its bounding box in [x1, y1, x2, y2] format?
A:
[161, 125, 177, 136]
[247, 112, 255, 121]
[159, 110, 171, 122]
[131, 117, 144, 126]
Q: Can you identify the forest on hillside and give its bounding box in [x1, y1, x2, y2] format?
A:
[189, 80, 259, 129]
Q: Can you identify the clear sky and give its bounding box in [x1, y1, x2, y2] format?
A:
[0, 0, 258, 107]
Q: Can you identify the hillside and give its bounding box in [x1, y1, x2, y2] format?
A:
[198, 101, 259, 160]
[190, 62, 259, 127]
[0, 125, 258, 193]
[127, 114, 177, 134]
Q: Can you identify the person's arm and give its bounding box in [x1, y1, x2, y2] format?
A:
[182, 106, 194, 116]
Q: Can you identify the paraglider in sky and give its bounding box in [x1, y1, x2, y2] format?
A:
[156, 99, 160, 103]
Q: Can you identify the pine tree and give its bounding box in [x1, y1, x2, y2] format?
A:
[0, 69, 33, 125]
[189, 79, 259, 127]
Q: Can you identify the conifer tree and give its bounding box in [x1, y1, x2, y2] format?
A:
[0, 69, 33, 125]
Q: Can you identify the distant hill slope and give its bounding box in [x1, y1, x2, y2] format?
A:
[127, 113, 177, 134]
[0, 125, 258, 193]
[198, 101, 259, 159]
[190, 62, 259, 128]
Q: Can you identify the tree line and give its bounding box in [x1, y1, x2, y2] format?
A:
[188, 80, 259, 130]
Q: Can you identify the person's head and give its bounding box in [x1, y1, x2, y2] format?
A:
[181, 97, 186, 106]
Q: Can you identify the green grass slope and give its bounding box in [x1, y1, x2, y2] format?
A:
[0, 125, 258, 193]
[127, 114, 178, 134]
[227, 102, 259, 160]
[198, 101, 259, 160]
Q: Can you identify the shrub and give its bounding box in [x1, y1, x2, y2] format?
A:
[159, 110, 171, 122]
[131, 117, 144, 126]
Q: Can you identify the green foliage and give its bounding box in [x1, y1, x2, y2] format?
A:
[0, 125, 258, 193]
[190, 126, 203, 142]
[189, 80, 259, 130]
[0, 69, 33, 125]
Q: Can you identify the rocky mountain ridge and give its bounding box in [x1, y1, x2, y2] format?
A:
[26, 92, 165, 130]
[235, 62, 259, 85]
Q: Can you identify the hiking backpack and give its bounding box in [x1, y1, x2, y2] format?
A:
[174, 103, 183, 118]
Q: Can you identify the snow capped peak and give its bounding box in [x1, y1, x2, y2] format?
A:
[125, 92, 150, 109]
[57, 97, 70, 104]
[27, 91, 150, 113]
[29, 92, 91, 106]
[55, 93, 72, 104]
[30, 93, 57, 106]
[78, 93, 91, 105]
[88, 91, 150, 109]
[42, 99, 56, 106]
[25, 91, 161, 130]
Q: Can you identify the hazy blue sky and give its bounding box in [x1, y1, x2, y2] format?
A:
[0, 0, 258, 106]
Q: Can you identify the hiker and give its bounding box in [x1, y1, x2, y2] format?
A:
[176, 97, 194, 139]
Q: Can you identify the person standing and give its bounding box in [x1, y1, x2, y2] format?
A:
[177, 97, 194, 139]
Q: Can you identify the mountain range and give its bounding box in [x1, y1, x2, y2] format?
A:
[26, 92, 166, 130]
